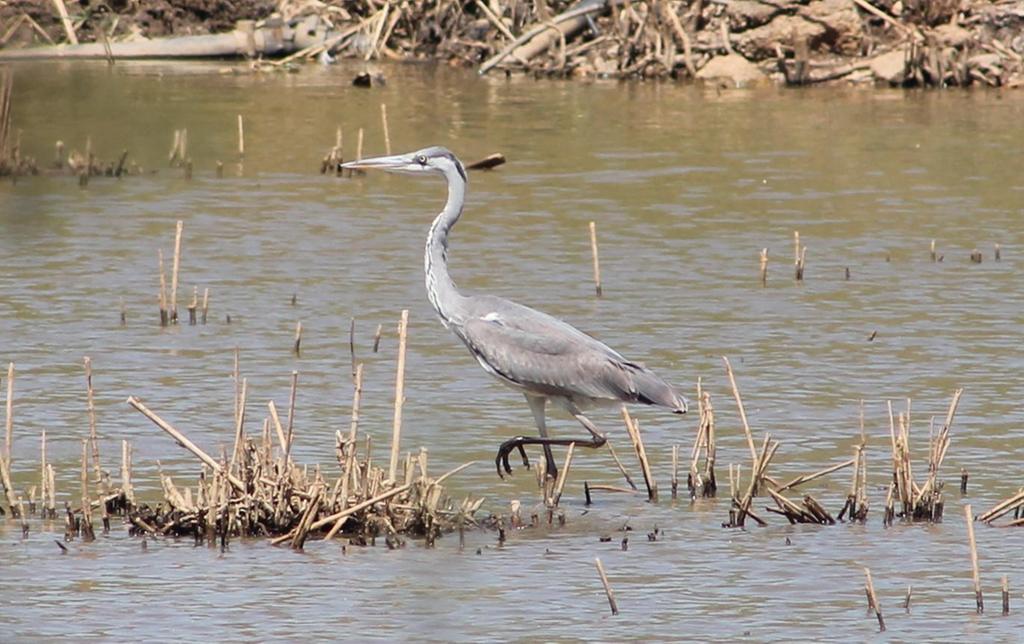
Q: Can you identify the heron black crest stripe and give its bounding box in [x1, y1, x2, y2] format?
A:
[450, 154, 467, 182]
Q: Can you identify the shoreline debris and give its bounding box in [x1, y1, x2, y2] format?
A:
[1, 2, 1022, 88]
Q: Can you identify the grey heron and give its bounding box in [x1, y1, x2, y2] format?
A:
[342, 146, 687, 478]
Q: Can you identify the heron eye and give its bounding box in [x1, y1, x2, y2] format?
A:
[417, 155, 427, 165]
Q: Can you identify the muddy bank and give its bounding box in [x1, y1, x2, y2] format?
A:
[1, 0, 1023, 87]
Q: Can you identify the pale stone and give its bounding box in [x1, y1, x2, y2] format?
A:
[869, 49, 907, 84]
[696, 54, 767, 87]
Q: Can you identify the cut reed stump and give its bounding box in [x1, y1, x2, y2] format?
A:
[1002, 575, 1009, 616]
[793, 231, 806, 281]
[864, 567, 885, 631]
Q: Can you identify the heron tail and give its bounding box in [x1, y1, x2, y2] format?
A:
[625, 363, 688, 414]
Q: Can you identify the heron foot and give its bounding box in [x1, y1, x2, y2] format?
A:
[495, 437, 532, 478]
[494, 437, 599, 479]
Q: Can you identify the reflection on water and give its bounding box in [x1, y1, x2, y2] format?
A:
[1, 61, 1024, 639]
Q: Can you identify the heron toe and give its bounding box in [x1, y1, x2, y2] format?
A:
[495, 436, 532, 478]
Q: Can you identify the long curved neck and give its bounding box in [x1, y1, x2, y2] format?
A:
[424, 165, 469, 328]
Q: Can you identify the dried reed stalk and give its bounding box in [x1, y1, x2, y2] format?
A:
[0, 363, 16, 517]
[237, 114, 245, 157]
[389, 310, 409, 483]
[864, 567, 885, 631]
[285, 371, 298, 464]
[187, 286, 197, 324]
[688, 381, 717, 499]
[671, 444, 678, 499]
[380, 103, 391, 155]
[1002, 575, 1009, 615]
[589, 221, 602, 296]
[722, 356, 757, 464]
[793, 231, 806, 281]
[775, 458, 855, 493]
[229, 378, 248, 476]
[551, 442, 575, 507]
[127, 396, 246, 491]
[729, 433, 776, 528]
[83, 357, 103, 490]
[622, 408, 656, 501]
[605, 438, 637, 490]
[121, 439, 134, 506]
[158, 249, 168, 326]
[373, 323, 383, 353]
[965, 504, 983, 613]
[170, 220, 183, 323]
[268, 400, 287, 453]
[594, 557, 619, 615]
[885, 389, 962, 523]
[349, 318, 357, 379]
[80, 440, 95, 541]
[39, 430, 47, 516]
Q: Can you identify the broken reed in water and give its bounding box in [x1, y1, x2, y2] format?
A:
[864, 567, 886, 632]
[622, 408, 656, 501]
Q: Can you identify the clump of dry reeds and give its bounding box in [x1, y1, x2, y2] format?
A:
[883, 389, 963, 525]
[125, 348, 481, 549]
[687, 378, 717, 499]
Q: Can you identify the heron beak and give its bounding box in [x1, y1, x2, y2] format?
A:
[340, 153, 416, 172]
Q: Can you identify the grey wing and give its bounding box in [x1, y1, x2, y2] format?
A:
[454, 297, 686, 411]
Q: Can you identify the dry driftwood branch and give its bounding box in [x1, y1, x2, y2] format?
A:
[479, 0, 612, 74]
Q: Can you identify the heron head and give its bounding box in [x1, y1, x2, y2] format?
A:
[341, 146, 466, 181]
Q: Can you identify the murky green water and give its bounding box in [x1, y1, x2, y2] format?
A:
[2, 61, 1024, 640]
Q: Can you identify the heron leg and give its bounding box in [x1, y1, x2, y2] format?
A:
[568, 409, 609, 449]
[527, 394, 559, 479]
[494, 401, 608, 478]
